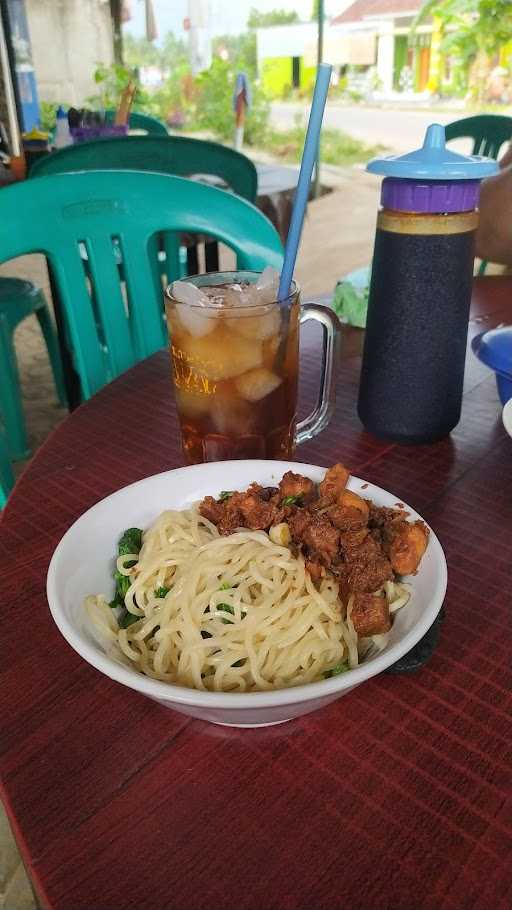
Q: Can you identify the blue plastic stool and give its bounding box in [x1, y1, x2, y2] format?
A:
[0, 278, 67, 460]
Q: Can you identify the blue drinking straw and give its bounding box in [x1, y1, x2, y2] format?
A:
[278, 62, 332, 302]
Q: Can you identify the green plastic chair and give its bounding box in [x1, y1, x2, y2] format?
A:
[445, 114, 512, 158]
[30, 135, 259, 278]
[0, 422, 14, 508]
[29, 135, 258, 202]
[0, 279, 67, 459]
[0, 171, 283, 400]
[106, 110, 168, 136]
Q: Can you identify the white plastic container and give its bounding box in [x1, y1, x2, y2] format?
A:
[54, 106, 72, 148]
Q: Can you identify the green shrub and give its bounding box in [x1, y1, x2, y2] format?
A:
[193, 58, 270, 146]
[38, 100, 64, 133]
[264, 122, 385, 166]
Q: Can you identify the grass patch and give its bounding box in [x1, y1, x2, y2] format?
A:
[265, 125, 386, 166]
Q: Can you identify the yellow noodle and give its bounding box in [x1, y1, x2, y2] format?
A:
[85, 505, 411, 692]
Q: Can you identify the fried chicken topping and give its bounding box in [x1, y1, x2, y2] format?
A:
[199, 463, 429, 634]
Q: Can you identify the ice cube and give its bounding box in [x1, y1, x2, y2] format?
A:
[239, 285, 266, 307]
[170, 281, 215, 337]
[177, 306, 215, 338]
[255, 267, 280, 303]
[231, 307, 280, 341]
[175, 387, 211, 419]
[235, 367, 282, 402]
[211, 390, 256, 435]
[262, 333, 280, 368]
[179, 324, 263, 381]
[171, 280, 209, 307]
[222, 284, 245, 308]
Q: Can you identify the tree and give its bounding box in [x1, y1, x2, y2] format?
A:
[123, 32, 188, 70]
[247, 8, 300, 28]
[213, 32, 258, 75]
[414, 0, 512, 100]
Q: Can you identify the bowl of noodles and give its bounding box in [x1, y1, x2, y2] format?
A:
[46, 460, 447, 727]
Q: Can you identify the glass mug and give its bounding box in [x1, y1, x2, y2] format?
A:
[165, 271, 341, 464]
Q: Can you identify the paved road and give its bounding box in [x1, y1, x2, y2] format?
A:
[271, 102, 460, 154]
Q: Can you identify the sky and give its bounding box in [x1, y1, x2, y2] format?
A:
[123, 0, 343, 41]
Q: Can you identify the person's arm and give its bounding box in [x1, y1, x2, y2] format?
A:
[499, 143, 512, 169]
[475, 165, 512, 266]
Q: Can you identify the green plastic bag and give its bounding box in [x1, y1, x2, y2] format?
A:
[332, 265, 370, 328]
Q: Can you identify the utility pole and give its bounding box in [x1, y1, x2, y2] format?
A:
[110, 0, 123, 65]
[314, 0, 325, 199]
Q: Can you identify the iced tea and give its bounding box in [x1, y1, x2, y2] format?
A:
[165, 274, 299, 463]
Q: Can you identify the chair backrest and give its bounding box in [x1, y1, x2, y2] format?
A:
[0, 171, 283, 400]
[445, 114, 512, 159]
[106, 110, 168, 135]
[0, 427, 14, 509]
[29, 134, 258, 202]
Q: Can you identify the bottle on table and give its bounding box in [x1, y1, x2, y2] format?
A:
[54, 106, 72, 148]
[358, 123, 497, 444]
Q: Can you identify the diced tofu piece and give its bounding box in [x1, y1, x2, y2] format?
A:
[351, 592, 391, 636]
[387, 520, 429, 576]
[235, 367, 282, 402]
[179, 325, 262, 381]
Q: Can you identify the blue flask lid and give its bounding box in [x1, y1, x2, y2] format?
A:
[367, 124, 499, 181]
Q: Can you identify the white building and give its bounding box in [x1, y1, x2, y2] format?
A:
[256, 0, 432, 99]
[25, 0, 114, 106]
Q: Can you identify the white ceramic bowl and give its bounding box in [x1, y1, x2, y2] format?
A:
[47, 460, 447, 727]
[503, 399, 512, 438]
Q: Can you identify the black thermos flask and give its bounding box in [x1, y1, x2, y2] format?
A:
[358, 124, 497, 444]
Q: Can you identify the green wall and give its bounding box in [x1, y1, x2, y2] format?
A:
[261, 57, 316, 99]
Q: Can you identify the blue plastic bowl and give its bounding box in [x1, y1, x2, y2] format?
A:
[472, 328, 512, 406]
[496, 372, 512, 406]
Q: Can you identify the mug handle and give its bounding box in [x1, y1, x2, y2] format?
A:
[295, 303, 342, 446]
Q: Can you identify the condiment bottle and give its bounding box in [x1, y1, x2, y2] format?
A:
[358, 124, 497, 444]
[54, 106, 72, 148]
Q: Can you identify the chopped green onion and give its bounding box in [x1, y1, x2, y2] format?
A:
[118, 528, 143, 557]
[154, 586, 170, 598]
[218, 491, 233, 502]
[114, 570, 131, 600]
[323, 661, 350, 679]
[119, 610, 140, 629]
[217, 603, 246, 623]
[112, 528, 142, 603]
[282, 494, 304, 507]
[219, 581, 232, 591]
[218, 602, 235, 623]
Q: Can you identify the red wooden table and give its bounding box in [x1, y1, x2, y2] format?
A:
[1, 277, 511, 910]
